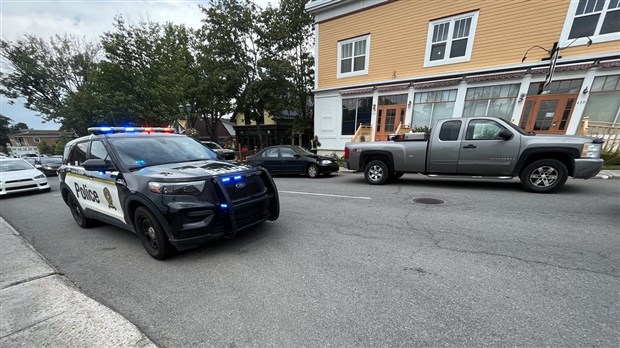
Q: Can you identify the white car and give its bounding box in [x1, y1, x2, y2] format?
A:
[0, 158, 51, 195]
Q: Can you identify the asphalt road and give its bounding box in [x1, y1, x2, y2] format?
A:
[1, 173, 619, 347]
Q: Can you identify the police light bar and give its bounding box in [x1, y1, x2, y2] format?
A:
[88, 127, 176, 135]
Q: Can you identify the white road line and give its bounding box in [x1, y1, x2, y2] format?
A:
[279, 190, 371, 200]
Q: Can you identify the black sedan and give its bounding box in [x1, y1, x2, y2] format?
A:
[35, 157, 63, 176]
[245, 145, 339, 178]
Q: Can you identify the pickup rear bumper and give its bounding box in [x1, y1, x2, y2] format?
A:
[573, 158, 604, 179]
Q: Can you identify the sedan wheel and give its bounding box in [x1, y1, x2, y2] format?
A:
[307, 164, 319, 178]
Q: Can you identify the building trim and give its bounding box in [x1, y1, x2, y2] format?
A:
[313, 53, 620, 93]
[313, 0, 394, 24]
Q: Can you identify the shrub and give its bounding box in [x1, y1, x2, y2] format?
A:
[601, 151, 620, 165]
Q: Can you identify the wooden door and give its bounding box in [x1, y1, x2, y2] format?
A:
[375, 105, 406, 141]
[520, 95, 577, 134]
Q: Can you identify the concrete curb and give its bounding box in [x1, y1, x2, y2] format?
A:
[0, 217, 157, 348]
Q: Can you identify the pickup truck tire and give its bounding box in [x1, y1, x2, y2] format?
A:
[365, 160, 390, 185]
[134, 206, 175, 260]
[520, 159, 568, 193]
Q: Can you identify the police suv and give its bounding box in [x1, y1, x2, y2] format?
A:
[59, 127, 279, 259]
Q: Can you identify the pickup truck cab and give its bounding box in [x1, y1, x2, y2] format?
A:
[345, 117, 604, 193]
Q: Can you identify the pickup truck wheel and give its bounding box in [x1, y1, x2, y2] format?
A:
[134, 207, 175, 260]
[365, 160, 390, 185]
[520, 159, 568, 193]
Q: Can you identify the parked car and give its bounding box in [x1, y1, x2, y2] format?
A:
[246, 145, 339, 178]
[201, 141, 236, 161]
[36, 157, 63, 176]
[345, 116, 604, 193]
[0, 158, 50, 195]
[58, 127, 279, 259]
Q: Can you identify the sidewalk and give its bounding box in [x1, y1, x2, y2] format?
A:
[338, 168, 620, 179]
[0, 217, 156, 348]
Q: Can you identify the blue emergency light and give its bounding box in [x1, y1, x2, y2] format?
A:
[87, 127, 176, 135]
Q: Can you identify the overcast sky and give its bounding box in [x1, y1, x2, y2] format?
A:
[1, 0, 277, 130]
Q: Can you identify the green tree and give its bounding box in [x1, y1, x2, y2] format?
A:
[0, 114, 12, 146]
[11, 122, 29, 133]
[1, 35, 100, 134]
[53, 136, 71, 155]
[95, 16, 196, 128]
[38, 140, 53, 155]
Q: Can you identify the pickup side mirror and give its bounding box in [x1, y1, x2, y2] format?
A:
[498, 129, 514, 140]
[82, 159, 113, 172]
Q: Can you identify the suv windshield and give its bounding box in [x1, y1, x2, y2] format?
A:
[109, 136, 218, 169]
[0, 160, 33, 172]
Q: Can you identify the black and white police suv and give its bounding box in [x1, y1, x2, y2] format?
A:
[59, 127, 279, 259]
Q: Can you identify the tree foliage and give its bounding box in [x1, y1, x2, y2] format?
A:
[1, 0, 316, 142]
[1, 34, 100, 133]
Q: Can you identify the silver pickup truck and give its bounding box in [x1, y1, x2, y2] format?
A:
[344, 117, 604, 193]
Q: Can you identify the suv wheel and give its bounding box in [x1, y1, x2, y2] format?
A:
[67, 193, 94, 228]
[364, 160, 390, 185]
[134, 207, 175, 259]
[520, 159, 568, 193]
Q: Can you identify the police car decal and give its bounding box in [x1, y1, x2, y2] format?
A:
[65, 171, 125, 222]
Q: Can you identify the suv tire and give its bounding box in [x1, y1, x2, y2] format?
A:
[67, 193, 95, 228]
[134, 207, 175, 260]
[520, 159, 568, 193]
[365, 160, 390, 185]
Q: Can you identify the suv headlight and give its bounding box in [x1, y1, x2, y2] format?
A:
[319, 160, 332, 165]
[581, 143, 602, 158]
[148, 181, 205, 195]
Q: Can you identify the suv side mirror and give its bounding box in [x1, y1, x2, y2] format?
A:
[498, 129, 513, 140]
[83, 159, 113, 172]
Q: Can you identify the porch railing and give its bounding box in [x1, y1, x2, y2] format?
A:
[585, 121, 620, 153]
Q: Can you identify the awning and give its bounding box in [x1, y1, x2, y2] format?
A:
[340, 87, 374, 95]
[465, 70, 528, 82]
[412, 78, 461, 89]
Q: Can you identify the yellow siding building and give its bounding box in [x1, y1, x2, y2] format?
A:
[306, 0, 620, 152]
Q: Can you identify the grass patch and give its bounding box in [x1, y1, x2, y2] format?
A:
[602, 164, 620, 170]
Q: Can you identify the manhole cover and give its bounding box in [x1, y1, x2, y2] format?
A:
[413, 197, 444, 204]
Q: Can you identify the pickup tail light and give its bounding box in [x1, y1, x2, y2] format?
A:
[581, 143, 602, 158]
[344, 146, 349, 160]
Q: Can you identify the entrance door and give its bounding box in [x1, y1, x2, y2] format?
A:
[520, 95, 577, 134]
[375, 105, 406, 141]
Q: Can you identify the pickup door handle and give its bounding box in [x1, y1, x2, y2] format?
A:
[462, 144, 477, 149]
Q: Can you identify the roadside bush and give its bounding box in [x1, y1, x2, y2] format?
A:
[601, 151, 620, 165]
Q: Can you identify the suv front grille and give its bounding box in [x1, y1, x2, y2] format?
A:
[197, 181, 218, 203]
[224, 175, 266, 201]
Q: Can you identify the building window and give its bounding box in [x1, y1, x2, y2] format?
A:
[424, 11, 479, 67]
[527, 79, 583, 95]
[341, 97, 372, 135]
[463, 84, 520, 121]
[561, 0, 620, 46]
[582, 74, 620, 126]
[33, 137, 40, 143]
[338, 35, 370, 78]
[411, 89, 457, 129]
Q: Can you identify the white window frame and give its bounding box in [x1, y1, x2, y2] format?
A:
[33, 137, 41, 143]
[559, 0, 620, 47]
[337, 35, 370, 78]
[424, 11, 479, 68]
